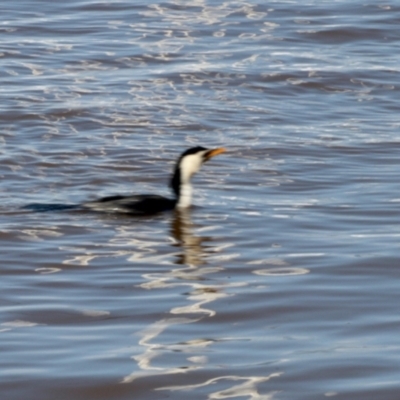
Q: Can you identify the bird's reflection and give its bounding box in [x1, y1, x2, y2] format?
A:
[170, 208, 209, 267]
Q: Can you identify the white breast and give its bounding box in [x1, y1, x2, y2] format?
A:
[179, 153, 203, 183]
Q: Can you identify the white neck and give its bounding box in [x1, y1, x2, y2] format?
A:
[176, 182, 193, 208]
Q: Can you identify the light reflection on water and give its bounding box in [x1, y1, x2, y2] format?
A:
[157, 373, 282, 399]
[124, 209, 248, 386]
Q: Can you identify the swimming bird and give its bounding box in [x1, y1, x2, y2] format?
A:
[82, 146, 226, 215]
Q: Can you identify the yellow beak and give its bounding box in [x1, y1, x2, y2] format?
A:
[204, 147, 226, 160]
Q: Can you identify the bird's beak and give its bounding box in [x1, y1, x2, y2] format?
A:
[204, 147, 226, 161]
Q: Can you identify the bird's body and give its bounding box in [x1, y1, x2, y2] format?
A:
[81, 146, 225, 215]
[83, 194, 176, 215]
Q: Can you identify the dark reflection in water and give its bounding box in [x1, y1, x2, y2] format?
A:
[171, 208, 208, 267]
[21, 203, 78, 212]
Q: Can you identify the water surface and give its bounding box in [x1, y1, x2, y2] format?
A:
[1, 1, 400, 399]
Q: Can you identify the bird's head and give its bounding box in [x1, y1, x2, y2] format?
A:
[170, 146, 226, 200]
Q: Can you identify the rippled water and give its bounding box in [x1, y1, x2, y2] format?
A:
[2, 1, 400, 399]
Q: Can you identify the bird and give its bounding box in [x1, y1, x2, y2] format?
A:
[81, 146, 226, 215]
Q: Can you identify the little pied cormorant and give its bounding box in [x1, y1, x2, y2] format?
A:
[82, 146, 226, 215]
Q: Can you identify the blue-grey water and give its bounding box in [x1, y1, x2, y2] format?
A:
[1, 1, 400, 399]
